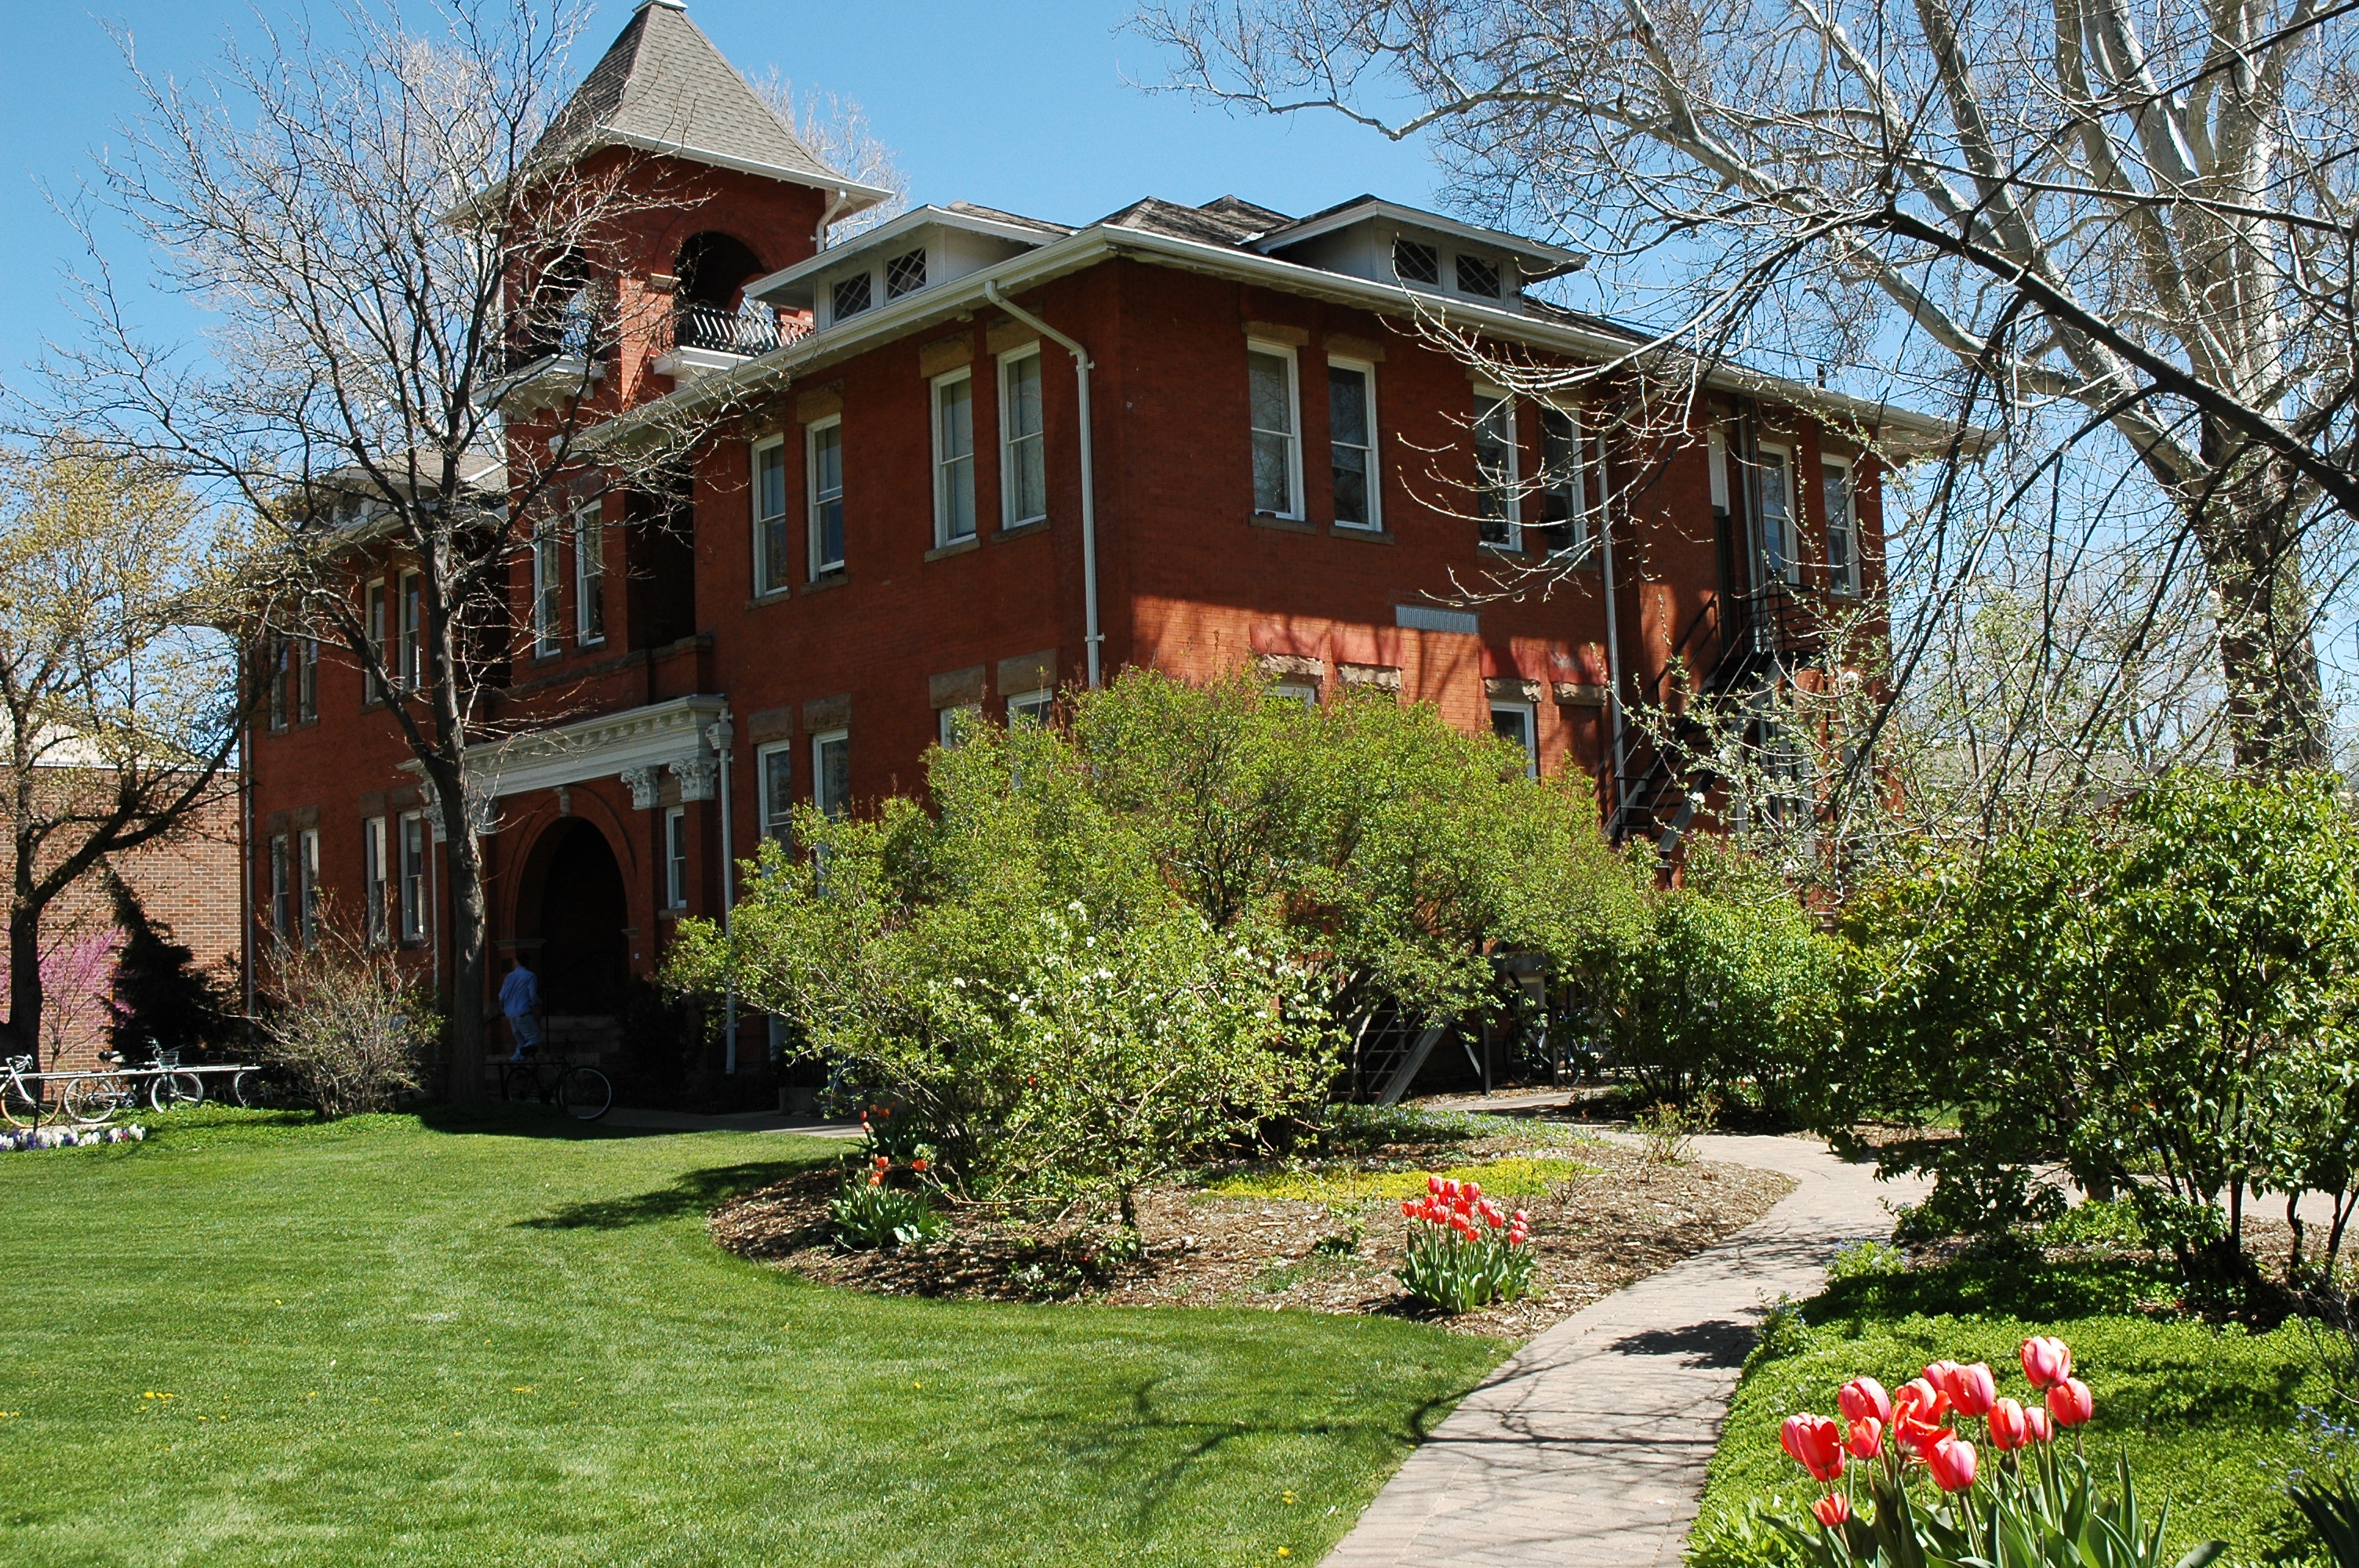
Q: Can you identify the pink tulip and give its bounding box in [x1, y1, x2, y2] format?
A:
[1837, 1376, 1892, 1427]
[2046, 1377, 2094, 1428]
[1987, 1398, 2029, 1451]
[1891, 1379, 1950, 1455]
[1781, 1414, 1845, 1482]
[1812, 1493, 1851, 1528]
[1927, 1434, 1978, 1492]
[1948, 1363, 1997, 1417]
[1427, 1175, 1443, 1196]
[1924, 1359, 1961, 1396]
[2021, 1336, 2072, 1391]
[2022, 1407, 2055, 1444]
[1844, 1417, 1883, 1458]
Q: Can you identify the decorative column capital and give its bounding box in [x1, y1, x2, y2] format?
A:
[618, 765, 660, 810]
[671, 755, 718, 802]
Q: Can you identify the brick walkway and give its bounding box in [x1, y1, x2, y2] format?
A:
[1322, 1131, 1925, 1568]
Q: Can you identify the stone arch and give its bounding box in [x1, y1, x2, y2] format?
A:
[674, 231, 764, 309]
[512, 816, 631, 1017]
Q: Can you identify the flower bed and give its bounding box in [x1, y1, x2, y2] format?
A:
[2, 1125, 146, 1152]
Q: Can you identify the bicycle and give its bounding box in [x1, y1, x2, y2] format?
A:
[64, 1047, 205, 1124]
[2, 1054, 61, 1128]
[500, 1047, 612, 1121]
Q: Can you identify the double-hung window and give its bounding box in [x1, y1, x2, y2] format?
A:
[1247, 342, 1303, 518]
[932, 368, 976, 546]
[757, 742, 794, 847]
[398, 811, 427, 942]
[1005, 688, 1052, 727]
[1270, 681, 1320, 709]
[812, 729, 850, 819]
[1474, 389, 1521, 550]
[267, 640, 290, 731]
[1822, 458, 1860, 596]
[296, 828, 320, 947]
[808, 418, 845, 577]
[365, 583, 388, 702]
[752, 436, 790, 595]
[398, 572, 422, 691]
[268, 833, 292, 942]
[296, 637, 318, 722]
[1490, 702, 1539, 776]
[1537, 406, 1591, 556]
[574, 504, 605, 644]
[1000, 347, 1046, 528]
[664, 807, 689, 909]
[363, 815, 389, 946]
[531, 521, 562, 657]
[1758, 445, 1799, 585]
[1328, 359, 1379, 530]
[937, 704, 980, 747]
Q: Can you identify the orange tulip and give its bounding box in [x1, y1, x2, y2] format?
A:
[1812, 1493, 1851, 1528]
[2046, 1377, 2094, 1428]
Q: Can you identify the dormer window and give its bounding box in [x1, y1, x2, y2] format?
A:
[1455, 254, 1502, 299]
[1392, 238, 1440, 286]
[832, 273, 873, 320]
[885, 249, 928, 299]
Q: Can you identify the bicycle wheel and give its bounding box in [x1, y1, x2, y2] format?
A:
[231, 1068, 277, 1109]
[61, 1076, 124, 1125]
[557, 1066, 612, 1122]
[500, 1063, 540, 1105]
[149, 1072, 205, 1112]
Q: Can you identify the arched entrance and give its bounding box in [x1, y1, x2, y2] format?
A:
[520, 818, 631, 1018]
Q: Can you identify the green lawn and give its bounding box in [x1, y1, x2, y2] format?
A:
[1687, 1251, 2332, 1567]
[0, 1108, 1505, 1566]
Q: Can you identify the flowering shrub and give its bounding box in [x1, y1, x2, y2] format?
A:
[1771, 1335, 2224, 1566]
[1396, 1176, 1532, 1312]
[2, 1124, 145, 1152]
[828, 1154, 942, 1250]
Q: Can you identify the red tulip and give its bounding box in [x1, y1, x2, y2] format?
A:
[1837, 1376, 1892, 1427]
[2046, 1377, 2093, 1428]
[2021, 1336, 2072, 1391]
[1987, 1397, 2029, 1451]
[911, 1158, 929, 1172]
[1812, 1493, 1851, 1528]
[1948, 1362, 1997, 1417]
[1891, 1380, 1951, 1455]
[1512, 1209, 1529, 1226]
[1400, 1200, 1418, 1219]
[1465, 1181, 1482, 1201]
[2022, 1406, 2055, 1444]
[1780, 1414, 1845, 1482]
[1927, 1434, 1978, 1492]
[1924, 1359, 1962, 1396]
[1844, 1417, 1882, 1458]
[1427, 1175, 1443, 1196]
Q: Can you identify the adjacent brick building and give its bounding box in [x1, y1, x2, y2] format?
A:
[243, 0, 1948, 1084]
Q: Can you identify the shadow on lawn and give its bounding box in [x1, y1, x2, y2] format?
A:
[517, 1158, 812, 1230]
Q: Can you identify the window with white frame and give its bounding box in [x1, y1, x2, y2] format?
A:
[757, 742, 794, 846]
[574, 504, 605, 644]
[1000, 347, 1046, 528]
[1005, 688, 1052, 727]
[268, 833, 292, 942]
[885, 248, 927, 299]
[937, 703, 981, 747]
[664, 807, 689, 909]
[1758, 444, 1799, 584]
[1247, 343, 1303, 518]
[1270, 681, 1320, 709]
[932, 368, 976, 546]
[1822, 458, 1860, 596]
[1490, 702, 1539, 776]
[296, 637, 318, 722]
[532, 521, 562, 656]
[808, 418, 845, 576]
[1475, 390, 1520, 549]
[398, 811, 427, 942]
[1455, 253, 1503, 299]
[1328, 359, 1379, 530]
[398, 571, 422, 691]
[1536, 406, 1591, 555]
[831, 272, 872, 321]
[297, 827, 321, 946]
[365, 582, 388, 702]
[752, 435, 790, 595]
[267, 639, 290, 731]
[812, 729, 850, 819]
[1392, 238, 1440, 285]
[363, 815, 389, 946]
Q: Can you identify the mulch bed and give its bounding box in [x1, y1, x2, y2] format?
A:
[711, 1128, 1794, 1338]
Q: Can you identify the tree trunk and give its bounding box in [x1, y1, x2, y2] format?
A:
[443, 807, 491, 1105]
[2191, 450, 2332, 773]
[5, 902, 43, 1074]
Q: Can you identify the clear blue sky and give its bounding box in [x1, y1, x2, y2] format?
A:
[0, 0, 1441, 380]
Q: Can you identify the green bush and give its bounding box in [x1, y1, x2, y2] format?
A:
[827, 1170, 942, 1250]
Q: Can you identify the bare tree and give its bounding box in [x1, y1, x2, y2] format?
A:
[35, 0, 766, 1097]
[1137, 0, 2359, 776]
[751, 71, 911, 241]
[0, 443, 243, 1071]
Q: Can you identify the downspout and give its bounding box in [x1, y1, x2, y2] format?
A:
[1598, 446, 1628, 831]
[710, 712, 736, 1076]
[813, 188, 858, 249]
[983, 279, 1103, 688]
[239, 713, 254, 1043]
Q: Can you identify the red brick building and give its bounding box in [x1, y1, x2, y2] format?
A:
[243, 0, 1946, 1081]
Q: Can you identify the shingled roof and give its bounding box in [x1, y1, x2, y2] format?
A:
[538, 0, 885, 202]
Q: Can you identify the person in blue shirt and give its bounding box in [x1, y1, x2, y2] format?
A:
[499, 953, 544, 1061]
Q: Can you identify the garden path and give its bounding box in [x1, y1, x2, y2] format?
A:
[1321, 1126, 1925, 1568]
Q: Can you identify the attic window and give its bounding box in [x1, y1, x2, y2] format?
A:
[832, 273, 873, 320]
[1456, 254, 1502, 299]
[885, 249, 928, 299]
[1392, 238, 1440, 286]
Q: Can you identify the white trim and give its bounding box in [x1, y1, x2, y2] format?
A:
[932, 366, 977, 547]
[1821, 454, 1862, 597]
[1758, 443, 1801, 586]
[1005, 688, 1052, 726]
[998, 343, 1048, 528]
[572, 503, 605, 645]
[1325, 355, 1382, 532]
[1252, 197, 1583, 275]
[755, 740, 794, 844]
[397, 694, 726, 802]
[1490, 701, 1539, 777]
[937, 702, 981, 746]
[397, 810, 427, 943]
[751, 433, 791, 597]
[1474, 385, 1521, 551]
[1536, 401, 1592, 556]
[663, 806, 689, 909]
[362, 815, 389, 946]
[807, 416, 845, 578]
[1245, 339, 1305, 520]
[747, 204, 1062, 306]
[531, 520, 562, 657]
[1270, 681, 1320, 709]
[397, 569, 422, 692]
[587, 129, 894, 209]
[811, 728, 850, 819]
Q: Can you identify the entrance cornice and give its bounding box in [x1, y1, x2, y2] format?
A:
[399, 694, 728, 818]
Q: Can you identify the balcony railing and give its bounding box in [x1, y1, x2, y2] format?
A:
[663, 300, 794, 358]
